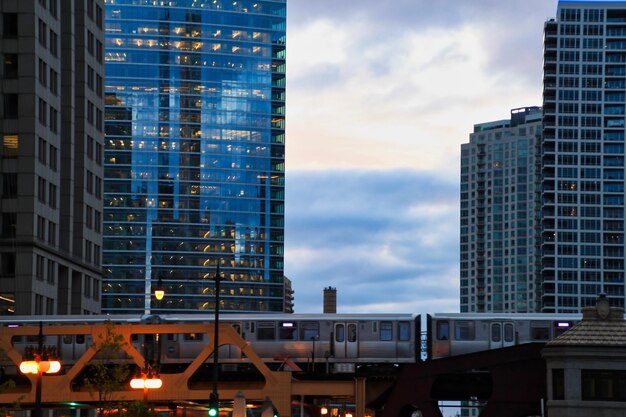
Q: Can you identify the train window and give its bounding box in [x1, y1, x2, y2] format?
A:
[336, 324, 345, 342]
[372, 322, 378, 333]
[232, 324, 241, 335]
[491, 323, 502, 342]
[380, 321, 393, 341]
[76, 334, 85, 344]
[504, 323, 514, 343]
[183, 333, 203, 341]
[278, 322, 297, 340]
[454, 321, 475, 340]
[299, 322, 319, 340]
[398, 321, 411, 341]
[26, 335, 39, 343]
[436, 321, 449, 340]
[348, 324, 357, 343]
[530, 322, 550, 340]
[257, 322, 276, 340]
[131, 334, 138, 342]
[62, 335, 72, 344]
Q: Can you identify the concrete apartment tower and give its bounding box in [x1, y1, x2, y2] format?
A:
[0, 0, 105, 315]
[460, 107, 543, 313]
[542, 1, 626, 312]
[102, 1, 288, 313]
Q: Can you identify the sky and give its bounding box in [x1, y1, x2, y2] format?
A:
[283, 0, 560, 314]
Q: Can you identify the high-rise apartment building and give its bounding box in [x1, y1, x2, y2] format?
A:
[542, 1, 626, 312]
[0, 0, 105, 315]
[102, 1, 287, 313]
[460, 107, 542, 313]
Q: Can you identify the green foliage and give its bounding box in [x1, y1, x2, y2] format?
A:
[80, 321, 131, 417]
[121, 401, 161, 417]
[0, 347, 19, 413]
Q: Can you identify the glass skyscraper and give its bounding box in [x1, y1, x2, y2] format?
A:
[102, 0, 286, 314]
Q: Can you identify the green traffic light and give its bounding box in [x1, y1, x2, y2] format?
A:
[208, 408, 218, 417]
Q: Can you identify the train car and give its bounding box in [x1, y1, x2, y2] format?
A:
[426, 313, 581, 359]
[158, 313, 419, 373]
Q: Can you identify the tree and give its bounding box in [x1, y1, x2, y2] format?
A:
[81, 321, 131, 417]
[0, 347, 18, 414]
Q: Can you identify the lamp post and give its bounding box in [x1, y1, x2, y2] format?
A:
[151, 265, 222, 415]
[310, 335, 318, 372]
[19, 322, 61, 417]
[130, 362, 162, 403]
[209, 265, 222, 415]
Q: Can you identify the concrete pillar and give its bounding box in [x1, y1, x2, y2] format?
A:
[233, 391, 247, 417]
[262, 397, 274, 417]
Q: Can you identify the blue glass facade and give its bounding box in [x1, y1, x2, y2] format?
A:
[102, 0, 286, 313]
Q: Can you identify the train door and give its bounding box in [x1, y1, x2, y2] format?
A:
[334, 322, 358, 358]
[489, 321, 515, 349]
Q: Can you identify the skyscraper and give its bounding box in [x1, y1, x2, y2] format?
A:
[542, 1, 626, 312]
[102, 1, 287, 313]
[460, 107, 542, 313]
[0, 0, 105, 315]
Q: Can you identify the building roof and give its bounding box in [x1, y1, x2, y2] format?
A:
[547, 297, 626, 346]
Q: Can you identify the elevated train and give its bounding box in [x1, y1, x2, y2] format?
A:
[0, 313, 580, 374]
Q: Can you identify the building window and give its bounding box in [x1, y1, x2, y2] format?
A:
[47, 259, 55, 284]
[49, 30, 58, 57]
[38, 177, 46, 203]
[4, 94, 18, 119]
[1, 213, 16, 238]
[94, 210, 101, 233]
[2, 173, 17, 198]
[87, 135, 94, 159]
[39, 59, 47, 86]
[37, 216, 46, 240]
[48, 183, 56, 208]
[50, 69, 58, 95]
[49, 106, 58, 133]
[49, 145, 57, 171]
[86, 205, 93, 229]
[38, 19, 47, 47]
[0, 252, 15, 276]
[36, 255, 45, 280]
[39, 98, 47, 125]
[4, 54, 18, 78]
[3, 14, 18, 37]
[582, 369, 626, 401]
[47, 221, 56, 245]
[3, 135, 18, 158]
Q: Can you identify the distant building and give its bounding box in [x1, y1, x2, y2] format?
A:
[542, 1, 626, 312]
[102, 1, 288, 313]
[0, 0, 105, 314]
[460, 107, 542, 313]
[283, 276, 294, 313]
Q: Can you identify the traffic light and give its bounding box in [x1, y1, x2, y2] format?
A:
[208, 393, 219, 417]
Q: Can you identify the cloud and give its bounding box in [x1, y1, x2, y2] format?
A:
[285, 169, 460, 313]
[286, 2, 558, 175]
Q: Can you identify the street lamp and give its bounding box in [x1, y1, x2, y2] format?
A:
[154, 277, 165, 302]
[130, 362, 162, 402]
[19, 322, 61, 417]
